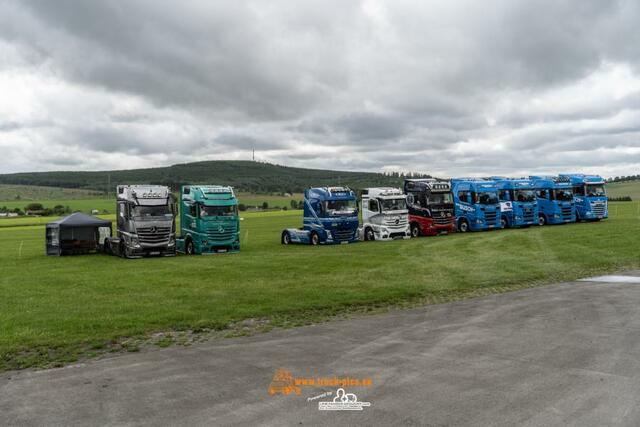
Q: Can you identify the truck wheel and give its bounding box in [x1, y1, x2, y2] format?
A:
[458, 219, 469, 232]
[119, 241, 127, 258]
[103, 239, 111, 255]
[186, 239, 195, 255]
[500, 216, 508, 229]
[281, 231, 291, 245]
[538, 214, 546, 226]
[365, 227, 375, 241]
[310, 232, 319, 246]
[410, 223, 420, 238]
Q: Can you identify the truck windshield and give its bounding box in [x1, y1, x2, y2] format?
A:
[478, 192, 498, 205]
[324, 200, 357, 215]
[200, 205, 237, 217]
[515, 190, 536, 202]
[428, 193, 453, 205]
[131, 205, 172, 219]
[586, 184, 606, 197]
[554, 189, 573, 201]
[380, 198, 407, 211]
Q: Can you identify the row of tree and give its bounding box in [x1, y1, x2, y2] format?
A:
[608, 175, 640, 183]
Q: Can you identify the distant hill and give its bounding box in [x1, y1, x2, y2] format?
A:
[0, 161, 426, 194]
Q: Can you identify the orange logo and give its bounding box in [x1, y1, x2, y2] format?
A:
[268, 369, 302, 396]
[268, 368, 372, 396]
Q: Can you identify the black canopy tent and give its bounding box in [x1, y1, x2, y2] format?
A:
[46, 213, 112, 256]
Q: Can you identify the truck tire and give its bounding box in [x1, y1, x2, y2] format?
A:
[310, 231, 319, 246]
[365, 227, 375, 241]
[538, 214, 546, 226]
[410, 223, 420, 238]
[500, 216, 508, 229]
[186, 239, 195, 255]
[103, 239, 111, 255]
[119, 241, 127, 258]
[458, 218, 469, 232]
[281, 231, 291, 245]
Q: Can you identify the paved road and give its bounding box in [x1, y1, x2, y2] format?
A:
[3, 273, 640, 426]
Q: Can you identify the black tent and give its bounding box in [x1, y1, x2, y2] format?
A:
[46, 213, 112, 256]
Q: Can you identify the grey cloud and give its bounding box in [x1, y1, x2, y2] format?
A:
[0, 0, 639, 176]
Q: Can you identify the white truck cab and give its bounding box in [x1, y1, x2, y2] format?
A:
[360, 187, 410, 241]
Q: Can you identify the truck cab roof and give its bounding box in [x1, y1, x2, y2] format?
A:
[362, 187, 405, 199]
[493, 178, 536, 191]
[117, 185, 172, 206]
[306, 187, 356, 201]
[451, 179, 499, 192]
[558, 173, 605, 185]
[182, 185, 237, 205]
[529, 176, 573, 189]
[404, 179, 451, 193]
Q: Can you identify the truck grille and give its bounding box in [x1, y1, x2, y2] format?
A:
[484, 210, 497, 226]
[384, 217, 408, 227]
[206, 225, 237, 242]
[432, 211, 454, 225]
[334, 229, 354, 241]
[434, 217, 453, 225]
[523, 207, 534, 222]
[592, 203, 606, 217]
[561, 206, 573, 221]
[137, 226, 171, 244]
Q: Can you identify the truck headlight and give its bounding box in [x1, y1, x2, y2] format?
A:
[476, 219, 483, 224]
[131, 236, 141, 248]
[326, 231, 332, 240]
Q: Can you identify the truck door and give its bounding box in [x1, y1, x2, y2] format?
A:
[117, 202, 127, 236]
[185, 202, 197, 231]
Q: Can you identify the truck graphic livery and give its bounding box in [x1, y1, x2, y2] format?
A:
[176, 185, 240, 254]
[359, 187, 410, 241]
[451, 179, 501, 232]
[403, 179, 456, 237]
[559, 174, 608, 221]
[107, 185, 177, 258]
[281, 187, 359, 245]
[493, 178, 539, 228]
[529, 176, 576, 225]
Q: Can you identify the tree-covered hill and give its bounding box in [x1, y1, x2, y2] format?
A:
[0, 161, 429, 193]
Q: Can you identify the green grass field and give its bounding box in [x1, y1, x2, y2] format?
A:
[1, 202, 639, 372]
[0, 184, 105, 201]
[607, 180, 640, 200]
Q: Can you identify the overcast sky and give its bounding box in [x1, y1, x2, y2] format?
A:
[1, 0, 639, 177]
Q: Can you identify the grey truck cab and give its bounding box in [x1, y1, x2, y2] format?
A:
[106, 185, 177, 258]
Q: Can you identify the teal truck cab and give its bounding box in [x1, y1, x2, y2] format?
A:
[176, 185, 240, 254]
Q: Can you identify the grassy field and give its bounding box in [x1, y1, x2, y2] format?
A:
[607, 180, 640, 199]
[0, 184, 105, 201]
[1, 202, 639, 372]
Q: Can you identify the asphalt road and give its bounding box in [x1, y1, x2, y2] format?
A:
[3, 272, 640, 426]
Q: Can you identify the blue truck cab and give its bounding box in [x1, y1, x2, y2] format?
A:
[450, 179, 501, 232]
[281, 187, 359, 245]
[529, 176, 576, 225]
[559, 174, 608, 221]
[492, 178, 539, 228]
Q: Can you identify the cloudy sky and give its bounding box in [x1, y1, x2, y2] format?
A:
[0, 0, 638, 177]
